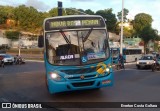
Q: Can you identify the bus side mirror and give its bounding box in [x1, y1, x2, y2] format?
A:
[38, 35, 44, 48]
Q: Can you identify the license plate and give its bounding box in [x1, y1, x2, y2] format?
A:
[141, 64, 145, 67]
[102, 80, 111, 84]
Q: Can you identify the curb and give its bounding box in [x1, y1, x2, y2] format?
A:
[25, 60, 44, 63]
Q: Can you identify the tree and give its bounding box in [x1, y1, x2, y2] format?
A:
[133, 13, 153, 35]
[96, 9, 117, 32]
[0, 6, 15, 25]
[65, 8, 85, 15]
[49, 8, 67, 17]
[78, 9, 85, 14]
[139, 25, 157, 54]
[0, 9, 7, 24]
[85, 9, 94, 15]
[117, 8, 129, 22]
[13, 5, 43, 33]
[5, 30, 20, 40]
[115, 21, 134, 37]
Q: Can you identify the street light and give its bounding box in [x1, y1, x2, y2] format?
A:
[120, 0, 124, 54]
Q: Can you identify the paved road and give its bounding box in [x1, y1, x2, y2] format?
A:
[0, 62, 160, 111]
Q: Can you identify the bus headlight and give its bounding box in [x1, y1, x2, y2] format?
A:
[105, 68, 110, 73]
[136, 61, 139, 64]
[49, 72, 62, 81]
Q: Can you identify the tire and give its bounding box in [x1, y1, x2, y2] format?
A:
[45, 75, 50, 93]
[152, 67, 155, 72]
[152, 65, 155, 72]
[137, 66, 140, 69]
[2, 64, 4, 68]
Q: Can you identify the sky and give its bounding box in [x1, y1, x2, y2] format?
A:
[0, 0, 160, 33]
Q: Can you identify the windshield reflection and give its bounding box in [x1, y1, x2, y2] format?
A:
[46, 30, 109, 65]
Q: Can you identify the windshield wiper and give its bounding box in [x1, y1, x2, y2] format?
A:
[60, 31, 71, 44]
[82, 29, 92, 42]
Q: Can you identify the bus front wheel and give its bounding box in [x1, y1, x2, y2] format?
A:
[45, 76, 50, 92]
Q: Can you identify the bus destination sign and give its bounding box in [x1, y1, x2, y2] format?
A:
[50, 20, 99, 28]
[45, 17, 105, 31]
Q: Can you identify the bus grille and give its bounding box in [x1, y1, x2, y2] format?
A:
[72, 81, 94, 87]
[61, 66, 101, 75]
[68, 74, 96, 80]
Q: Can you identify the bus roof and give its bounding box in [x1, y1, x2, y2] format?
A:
[44, 15, 104, 21]
[44, 15, 106, 31]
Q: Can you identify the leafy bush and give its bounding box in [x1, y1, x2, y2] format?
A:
[5, 30, 20, 40]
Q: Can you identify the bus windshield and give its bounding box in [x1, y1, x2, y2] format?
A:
[46, 29, 109, 65]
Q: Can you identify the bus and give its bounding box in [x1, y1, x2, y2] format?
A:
[110, 47, 142, 63]
[123, 48, 142, 62]
[110, 48, 120, 64]
[38, 15, 113, 94]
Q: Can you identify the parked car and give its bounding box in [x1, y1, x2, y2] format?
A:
[136, 55, 154, 69]
[0, 54, 14, 65]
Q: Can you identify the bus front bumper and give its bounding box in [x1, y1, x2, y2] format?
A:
[47, 74, 113, 94]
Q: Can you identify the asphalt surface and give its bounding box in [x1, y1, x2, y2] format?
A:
[0, 62, 160, 111]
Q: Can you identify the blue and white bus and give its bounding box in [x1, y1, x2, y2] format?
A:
[38, 15, 113, 94]
[123, 48, 142, 62]
[110, 47, 142, 63]
[110, 48, 120, 64]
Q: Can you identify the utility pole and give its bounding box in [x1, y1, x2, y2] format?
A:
[120, 0, 124, 54]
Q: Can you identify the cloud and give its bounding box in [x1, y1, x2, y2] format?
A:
[25, 0, 50, 11]
[0, 0, 22, 7]
[110, 0, 121, 5]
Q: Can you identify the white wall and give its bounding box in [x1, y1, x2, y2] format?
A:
[0, 37, 12, 46]
[12, 39, 37, 48]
